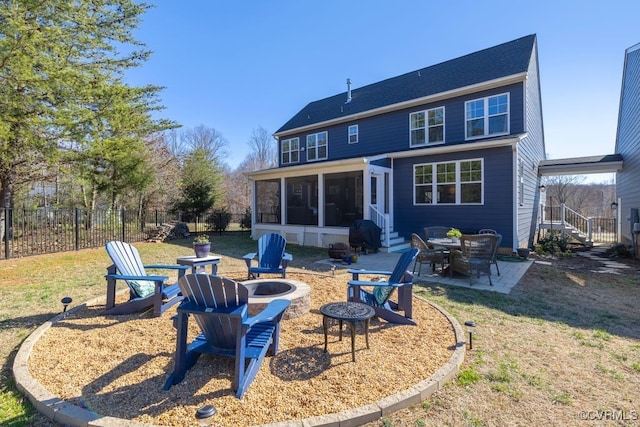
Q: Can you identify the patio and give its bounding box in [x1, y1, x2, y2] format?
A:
[316, 250, 534, 294]
[16, 264, 462, 427]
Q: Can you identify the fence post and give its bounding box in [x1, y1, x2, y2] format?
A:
[74, 208, 80, 251]
[121, 207, 126, 242]
[3, 208, 9, 259]
[155, 210, 158, 227]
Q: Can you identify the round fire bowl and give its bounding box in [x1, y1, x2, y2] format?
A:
[242, 278, 311, 320]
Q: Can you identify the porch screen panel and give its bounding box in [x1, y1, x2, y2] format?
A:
[285, 175, 318, 225]
[324, 171, 363, 226]
[255, 179, 281, 224]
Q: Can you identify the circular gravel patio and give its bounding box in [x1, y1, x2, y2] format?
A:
[14, 271, 465, 427]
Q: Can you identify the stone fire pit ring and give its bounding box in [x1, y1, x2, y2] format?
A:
[242, 278, 311, 320]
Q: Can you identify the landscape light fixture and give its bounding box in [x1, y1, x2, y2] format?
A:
[464, 321, 476, 350]
[196, 404, 216, 426]
[61, 296, 72, 313]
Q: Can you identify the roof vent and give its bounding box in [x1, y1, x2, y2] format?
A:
[346, 78, 352, 103]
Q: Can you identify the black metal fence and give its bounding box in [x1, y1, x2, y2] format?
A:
[0, 208, 248, 260]
[541, 206, 617, 243]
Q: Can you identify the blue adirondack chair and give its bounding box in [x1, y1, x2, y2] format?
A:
[104, 241, 188, 317]
[243, 233, 293, 279]
[347, 248, 419, 325]
[164, 274, 290, 398]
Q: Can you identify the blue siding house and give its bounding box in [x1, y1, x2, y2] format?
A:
[249, 35, 546, 253]
[615, 42, 640, 255]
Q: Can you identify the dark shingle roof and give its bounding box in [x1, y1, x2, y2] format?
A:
[539, 154, 623, 167]
[276, 34, 536, 134]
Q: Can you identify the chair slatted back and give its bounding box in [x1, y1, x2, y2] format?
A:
[178, 275, 248, 351]
[389, 248, 420, 284]
[105, 241, 147, 278]
[258, 233, 287, 269]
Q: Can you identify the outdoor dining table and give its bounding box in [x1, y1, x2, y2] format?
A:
[426, 238, 461, 276]
[427, 237, 461, 250]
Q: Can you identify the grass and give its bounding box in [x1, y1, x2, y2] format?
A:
[372, 253, 640, 426]
[1, 235, 639, 426]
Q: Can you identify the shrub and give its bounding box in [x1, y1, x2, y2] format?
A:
[206, 207, 232, 232]
[240, 207, 252, 231]
[535, 230, 569, 255]
[606, 243, 633, 258]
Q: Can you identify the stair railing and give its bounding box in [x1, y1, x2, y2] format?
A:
[562, 204, 592, 242]
[369, 204, 390, 247]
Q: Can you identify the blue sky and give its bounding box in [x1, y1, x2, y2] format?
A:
[126, 1, 639, 182]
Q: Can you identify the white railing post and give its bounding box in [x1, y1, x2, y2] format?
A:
[369, 204, 390, 247]
[561, 203, 566, 225]
[587, 217, 593, 242]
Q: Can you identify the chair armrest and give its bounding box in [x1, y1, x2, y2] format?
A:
[245, 299, 290, 327]
[105, 273, 168, 282]
[243, 252, 257, 268]
[145, 265, 190, 273]
[282, 253, 293, 268]
[347, 269, 392, 276]
[348, 280, 404, 288]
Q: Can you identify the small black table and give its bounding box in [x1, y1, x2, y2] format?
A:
[320, 301, 375, 362]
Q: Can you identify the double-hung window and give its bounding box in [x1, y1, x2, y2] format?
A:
[414, 159, 483, 205]
[348, 125, 358, 144]
[281, 137, 299, 165]
[465, 94, 509, 139]
[410, 107, 444, 146]
[306, 131, 328, 161]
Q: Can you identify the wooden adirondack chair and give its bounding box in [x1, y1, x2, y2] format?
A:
[164, 274, 290, 398]
[347, 248, 419, 325]
[104, 241, 188, 317]
[243, 233, 293, 279]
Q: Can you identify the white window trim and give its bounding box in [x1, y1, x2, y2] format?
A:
[413, 158, 484, 205]
[306, 131, 328, 162]
[348, 125, 358, 144]
[410, 106, 445, 147]
[281, 137, 299, 165]
[464, 93, 510, 140]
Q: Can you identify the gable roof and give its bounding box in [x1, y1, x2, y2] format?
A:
[276, 34, 536, 135]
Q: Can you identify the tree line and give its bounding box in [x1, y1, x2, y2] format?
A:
[0, 1, 277, 244]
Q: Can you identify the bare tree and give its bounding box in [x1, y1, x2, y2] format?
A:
[545, 175, 586, 205]
[181, 125, 229, 163]
[245, 126, 278, 171]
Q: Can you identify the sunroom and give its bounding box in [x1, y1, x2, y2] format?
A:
[248, 157, 392, 248]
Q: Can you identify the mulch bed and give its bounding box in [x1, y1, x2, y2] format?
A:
[28, 271, 456, 427]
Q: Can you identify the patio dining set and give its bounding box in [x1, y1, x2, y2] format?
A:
[412, 226, 502, 286]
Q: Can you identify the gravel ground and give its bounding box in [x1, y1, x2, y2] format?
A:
[28, 270, 456, 427]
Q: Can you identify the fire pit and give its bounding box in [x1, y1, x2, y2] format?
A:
[242, 278, 311, 320]
[328, 242, 351, 260]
